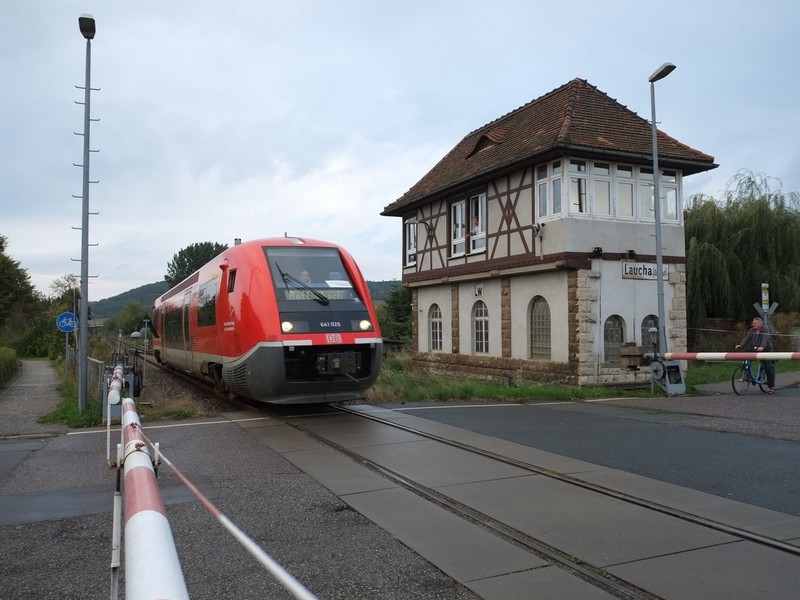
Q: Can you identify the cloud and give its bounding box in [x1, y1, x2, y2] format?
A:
[2, 0, 799, 303]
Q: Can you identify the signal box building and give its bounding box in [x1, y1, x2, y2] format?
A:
[381, 79, 716, 386]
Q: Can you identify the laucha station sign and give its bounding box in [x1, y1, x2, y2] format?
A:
[621, 261, 668, 280]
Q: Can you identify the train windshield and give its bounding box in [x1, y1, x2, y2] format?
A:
[264, 246, 365, 307]
[264, 246, 375, 333]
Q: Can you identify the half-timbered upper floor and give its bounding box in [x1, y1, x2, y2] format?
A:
[382, 79, 717, 285]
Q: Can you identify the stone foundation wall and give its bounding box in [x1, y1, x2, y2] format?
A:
[412, 352, 578, 387]
[412, 351, 653, 388]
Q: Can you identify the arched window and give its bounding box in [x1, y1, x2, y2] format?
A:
[641, 314, 658, 350]
[429, 304, 443, 352]
[528, 296, 551, 360]
[473, 301, 489, 354]
[603, 315, 625, 363]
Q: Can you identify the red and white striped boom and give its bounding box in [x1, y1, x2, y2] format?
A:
[664, 352, 800, 361]
[121, 396, 189, 600]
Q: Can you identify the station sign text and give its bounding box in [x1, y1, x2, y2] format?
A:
[621, 261, 668, 280]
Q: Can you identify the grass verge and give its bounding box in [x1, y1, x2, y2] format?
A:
[367, 354, 658, 404]
[38, 375, 104, 428]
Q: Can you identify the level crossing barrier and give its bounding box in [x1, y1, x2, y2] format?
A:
[115, 388, 189, 599]
[106, 362, 319, 600]
[664, 352, 800, 361]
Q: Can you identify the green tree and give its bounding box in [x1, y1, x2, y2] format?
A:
[377, 284, 412, 341]
[116, 300, 149, 336]
[685, 171, 800, 332]
[50, 274, 79, 308]
[0, 234, 44, 349]
[164, 241, 228, 288]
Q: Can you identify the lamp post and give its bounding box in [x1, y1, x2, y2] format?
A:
[648, 62, 676, 357]
[77, 14, 96, 413]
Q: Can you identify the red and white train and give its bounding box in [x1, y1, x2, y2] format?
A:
[151, 237, 383, 404]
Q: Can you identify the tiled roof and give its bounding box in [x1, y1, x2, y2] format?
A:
[382, 78, 716, 216]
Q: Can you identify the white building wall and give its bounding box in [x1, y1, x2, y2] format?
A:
[416, 286, 453, 353]
[459, 280, 502, 357]
[593, 258, 673, 350]
[509, 272, 571, 361]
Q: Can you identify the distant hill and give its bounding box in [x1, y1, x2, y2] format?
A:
[90, 281, 169, 318]
[90, 280, 402, 318]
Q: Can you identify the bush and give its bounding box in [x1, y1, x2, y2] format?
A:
[0, 347, 17, 385]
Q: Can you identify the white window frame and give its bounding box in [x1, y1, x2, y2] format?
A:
[537, 165, 548, 218]
[661, 170, 679, 221]
[552, 161, 562, 214]
[473, 300, 489, 354]
[569, 159, 588, 215]
[616, 165, 635, 219]
[638, 167, 680, 223]
[557, 159, 682, 223]
[592, 162, 612, 217]
[451, 199, 466, 256]
[429, 304, 443, 351]
[404, 221, 417, 266]
[535, 161, 563, 220]
[469, 193, 487, 253]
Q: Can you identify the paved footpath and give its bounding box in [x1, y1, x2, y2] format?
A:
[0, 360, 69, 439]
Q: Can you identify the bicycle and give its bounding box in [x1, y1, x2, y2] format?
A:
[731, 358, 769, 395]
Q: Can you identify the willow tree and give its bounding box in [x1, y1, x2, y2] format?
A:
[685, 171, 800, 330]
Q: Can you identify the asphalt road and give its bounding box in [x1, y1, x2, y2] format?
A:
[391, 386, 800, 516]
[0, 361, 481, 600]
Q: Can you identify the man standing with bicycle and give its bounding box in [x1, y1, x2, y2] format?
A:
[736, 317, 776, 394]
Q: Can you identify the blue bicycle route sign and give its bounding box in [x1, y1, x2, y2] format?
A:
[56, 312, 77, 333]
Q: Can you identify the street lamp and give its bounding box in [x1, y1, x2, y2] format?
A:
[77, 14, 96, 413]
[648, 62, 675, 356]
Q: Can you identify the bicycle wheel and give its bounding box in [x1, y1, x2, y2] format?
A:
[731, 364, 751, 395]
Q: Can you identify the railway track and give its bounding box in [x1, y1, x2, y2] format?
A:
[334, 405, 800, 556]
[289, 408, 659, 599]
[147, 359, 800, 598]
[268, 403, 799, 600]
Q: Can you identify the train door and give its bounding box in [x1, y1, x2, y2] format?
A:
[182, 290, 194, 372]
[157, 308, 167, 364]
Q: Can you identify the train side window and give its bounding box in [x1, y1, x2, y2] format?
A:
[198, 280, 218, 327]
[227, 269, 237, 293]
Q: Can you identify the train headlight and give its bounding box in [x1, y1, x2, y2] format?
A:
[359, 319, 372, 331]
[281, 321, 294, 333]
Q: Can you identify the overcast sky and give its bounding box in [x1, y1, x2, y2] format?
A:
[3, 1, 798, 301]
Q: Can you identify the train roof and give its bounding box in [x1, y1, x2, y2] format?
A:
[236, 236, 341, 248]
